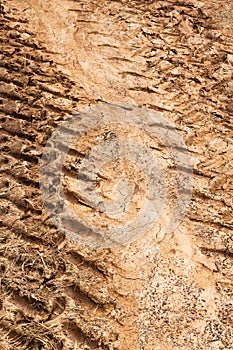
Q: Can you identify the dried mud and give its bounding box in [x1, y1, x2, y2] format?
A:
[0, 0, 233, 349]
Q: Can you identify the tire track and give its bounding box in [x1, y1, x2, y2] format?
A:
[0, 0, 233, 349]
[0, 4, 123, 349]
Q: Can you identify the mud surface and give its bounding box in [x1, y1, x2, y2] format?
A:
[0, 0, 233, 349]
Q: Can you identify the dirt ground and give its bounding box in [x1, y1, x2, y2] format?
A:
[0, 0, 233, 349]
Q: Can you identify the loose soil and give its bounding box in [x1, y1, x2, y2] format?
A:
[0, 0, 232, 349]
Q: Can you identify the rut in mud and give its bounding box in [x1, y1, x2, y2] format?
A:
[0, 0, 233, 349]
